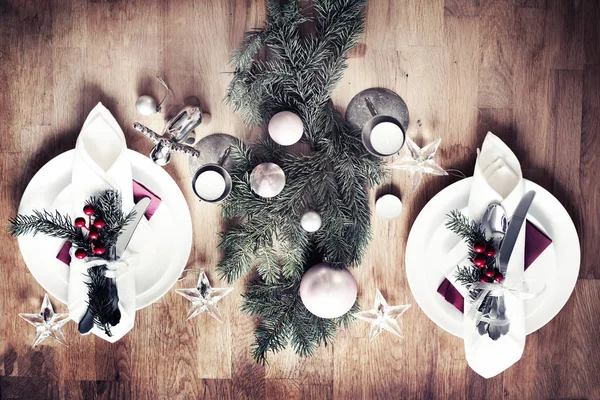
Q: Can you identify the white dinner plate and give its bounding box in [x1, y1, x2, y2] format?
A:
[405, 178, 580, 338]
[17, 149, 193, 310]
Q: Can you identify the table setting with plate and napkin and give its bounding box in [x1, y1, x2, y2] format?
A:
[405, 132, 580, 378]
[15, 103, 193, 341]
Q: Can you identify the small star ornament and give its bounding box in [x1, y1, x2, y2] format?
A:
[176, 269, 233, 322]
[389, 137, 448, 190]
[19, 294, 70, 347]
[354, 289, 411, 341]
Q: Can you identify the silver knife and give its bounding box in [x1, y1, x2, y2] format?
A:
[114, 197, 152, 258]
[498, 190, 536, 274]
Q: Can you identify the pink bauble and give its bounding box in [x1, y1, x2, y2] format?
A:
[299, 263, 358, 319]
[268, 111, 303, 146]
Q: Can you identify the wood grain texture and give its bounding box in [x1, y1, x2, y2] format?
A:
[1, 0, 599, 398]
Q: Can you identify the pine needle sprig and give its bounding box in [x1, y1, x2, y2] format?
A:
[7, 210, 86, 247]
[86, 190, 136, 251]
[454, 265, 480, 287]
[445, 210, 486, 246]
[85, 265, 114, 337]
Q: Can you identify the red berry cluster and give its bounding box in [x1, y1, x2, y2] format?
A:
[473, 241, 504, 283]
[74, 205, 106, 259]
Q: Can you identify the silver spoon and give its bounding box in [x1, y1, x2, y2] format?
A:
[480, 203, 507, 239]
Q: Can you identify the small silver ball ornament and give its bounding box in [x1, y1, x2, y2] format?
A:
[136, 95, 159, 116]
[250, 163, 286, 198]
[300, 211, 322, 232]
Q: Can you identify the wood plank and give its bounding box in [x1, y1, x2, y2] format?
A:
[96, 380, 132, 400]
[529, 280, 600, 398]
[512, 7, 553, 174]
[444, 0, 481, 17]
[265, 379, 301, 400]
[300, 383, 333, 400]
[580, 65, 600, 279]
[477, 0, 515, 108]
[545, 0, 584, 70]
[445, 16, 480, 144]
[333, 337, 366, 399]
[200, 379, 234, 400]
[547, 68, 583, 259]
[583, 0, 600, 65]
[0, 376, 60, 399]
[516, 0, 548, 8]
[365, 0, 444, 48]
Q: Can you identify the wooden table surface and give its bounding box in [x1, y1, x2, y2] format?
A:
[1, 0, 599, 399]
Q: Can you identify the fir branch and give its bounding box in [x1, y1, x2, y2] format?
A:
[8, 210, 79, 239]
[230, 29, 266, 70]
[85, 265, 114, 337]
[86, 190, 136, 250]
[7, 210, 87, 248]
[445, 210, 486, 246]
[254, 246, 281, 284]
[454, 265, 480, 287]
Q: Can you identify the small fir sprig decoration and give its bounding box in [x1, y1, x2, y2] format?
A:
[221, 0, 385, 363]
[445, 211, 504, 309]
[8, 190, 134, 335]
[8, 210, 86, 247]
[85, 265, 115, 336]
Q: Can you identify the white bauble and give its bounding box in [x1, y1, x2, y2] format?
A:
[299, 263, 358, 319]
[268, 111, 303, 146]
[300, 211, 322, 232]
[250, 163, 286, 198]
[375, 194, 403, 220]
[135, 95, 158, 116]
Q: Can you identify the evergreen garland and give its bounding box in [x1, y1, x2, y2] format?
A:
[8, 190, 134, 335]
[221, 0, 385, 363]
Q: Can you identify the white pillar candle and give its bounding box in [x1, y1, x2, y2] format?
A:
[194, 170, 226, 201]
[370, 121, 404, 155]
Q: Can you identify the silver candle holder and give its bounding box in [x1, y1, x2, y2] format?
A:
[191, 148, 232, 203]
[361, 98, 406, 157]
[345, 87, 410, 157]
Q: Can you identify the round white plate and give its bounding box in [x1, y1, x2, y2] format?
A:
[405, 178, 580, 338]
[17, 149, 193, 310]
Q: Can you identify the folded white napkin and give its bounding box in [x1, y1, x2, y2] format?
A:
[445, 132, 526, 378]
[67, 102, 150, 342]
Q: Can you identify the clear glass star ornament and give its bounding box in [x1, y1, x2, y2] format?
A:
[19, 294, 70, 347]
[389, 137, 448, 190]
[354, 289, 411, 341]
[176, 268, 233, 322]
